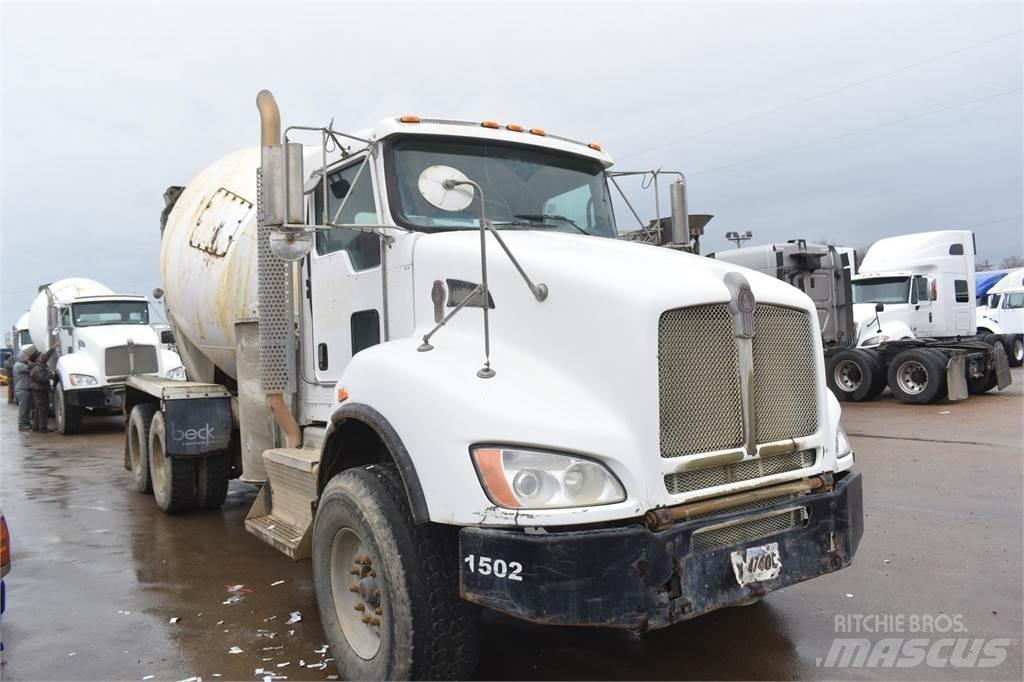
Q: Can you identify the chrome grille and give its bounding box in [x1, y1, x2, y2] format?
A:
[752, 306, 818, 443]
[664, 450, 816, 495]
[104, 345, 158, 378]
[658, 303, 818, 458]
[692, 507, 808, 552]
[658, 305, 743, 457]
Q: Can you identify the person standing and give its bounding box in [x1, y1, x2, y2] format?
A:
[4, 353, 14, 404]
[29, 349, 54, 433]
[13, 352, 32, 431]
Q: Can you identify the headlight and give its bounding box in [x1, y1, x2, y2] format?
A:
[860, 334, 890, 347]
[471, 446, 626, 510]
[167, 366, 186, 381]
[68, 373, 97, 386]
[836, 423, 853, 458]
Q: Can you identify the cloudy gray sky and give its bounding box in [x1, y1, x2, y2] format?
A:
[2, 0, 1021, 328]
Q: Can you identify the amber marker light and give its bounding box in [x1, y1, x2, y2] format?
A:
[472, 448, 520, 508]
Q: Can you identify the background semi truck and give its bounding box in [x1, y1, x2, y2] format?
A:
[122, 91, 863, 680]
[977, 268, 1024, 364]
[28, 278, 184, 433]
[712, 233, 1012, 404]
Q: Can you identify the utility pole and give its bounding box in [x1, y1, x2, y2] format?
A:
[725, 230, 753, 248]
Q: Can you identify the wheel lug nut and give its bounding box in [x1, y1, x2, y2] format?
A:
[374, 606, 382, 615]
[349, 568, 360, 575]
[369, 570, 376, 577]
[373, 589, 380, 600]
[370, 616, 381, 626]
[361, 615, 372, 624]
[349, 585, 360, 593]
[354, 603, 365, 612]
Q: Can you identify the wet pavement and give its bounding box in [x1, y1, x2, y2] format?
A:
[1, 372, 1021, 681]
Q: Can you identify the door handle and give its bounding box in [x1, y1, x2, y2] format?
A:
[318, 343, 329, 371]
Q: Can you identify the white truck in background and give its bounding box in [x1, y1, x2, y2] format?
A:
[28, 278, 185, 433]
[122, 91, 863, 680]
[977, 268, 1024, 364]
[713, 232, 1012, 404]
[10, 313, 32, 357]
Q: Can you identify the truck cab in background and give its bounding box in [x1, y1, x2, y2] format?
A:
[28, 279, 185, 434]
[850, 230, 976, 346]
[977, 268, 1024, 365]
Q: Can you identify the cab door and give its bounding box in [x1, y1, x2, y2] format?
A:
[909, 275, 937, 336]
[307, 155, 384, 385]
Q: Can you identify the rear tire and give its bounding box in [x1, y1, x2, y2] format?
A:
[148, 411, 198, 514]
[55, 383, 83, 435]
[887, 349, 947, 404]
[197, 454, 230, 509]
[128, 403, 158, 493]
[312, 464, 479, 681]
[1003, 334, 1023, 367]
[826, 349, 883, 401]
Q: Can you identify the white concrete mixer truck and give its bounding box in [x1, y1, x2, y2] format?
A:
[28, 278, 184, 433]
[122, 91, 863, 680]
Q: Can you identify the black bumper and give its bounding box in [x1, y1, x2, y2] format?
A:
[459, 471, 863, 630]
[67, 385, 124, 410]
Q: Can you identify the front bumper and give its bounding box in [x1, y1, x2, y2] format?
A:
[460, 470, 862, 630]
[67, 385, 125, 410]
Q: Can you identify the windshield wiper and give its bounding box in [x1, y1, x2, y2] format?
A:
[512, 213, 588, 235]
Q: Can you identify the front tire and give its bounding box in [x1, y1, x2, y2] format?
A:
[55, 383, 83, 435]
[1003, 334, 1023, 367]
[312, 465, 479, 681]
[148, 411, 197, 514]
[128, 403, 158, 493]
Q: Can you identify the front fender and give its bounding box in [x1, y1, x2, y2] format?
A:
[332, 335, 646, 528]
[56, 353, 102, 388]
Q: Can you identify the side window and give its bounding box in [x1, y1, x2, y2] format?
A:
[989, 293, 1001, 308]
[912, 277, 929, 304]
[1005, 292, 1024, 309]
[312, 159, 381, 270]
[61, 308, 72, 328]
[953, 279, 970, 303]
[544, 184, 594, 231]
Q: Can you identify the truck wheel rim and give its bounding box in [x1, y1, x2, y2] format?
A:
[1015, 339, 1023, 362]
[834, 359, 863, 392]
[151, 433, 168, 493]
[330, 528, 382, 659]
[896, 360, 928, 395]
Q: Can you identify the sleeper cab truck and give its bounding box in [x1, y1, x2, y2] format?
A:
[977, 268, 1024, 366]
[122, 91, 863, 680]
[713, 235, 1011, 404]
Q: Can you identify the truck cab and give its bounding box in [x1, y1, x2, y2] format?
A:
[851, 230, 977, 346]
[977, 268, 1024, 364]
[33, 287, 185, 434]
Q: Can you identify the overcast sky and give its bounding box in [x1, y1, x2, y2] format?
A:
[2, 0, 1021, 327]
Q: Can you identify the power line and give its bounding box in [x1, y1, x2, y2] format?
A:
[621, 28, 1023, 161]
[690, 86, 1022, 176]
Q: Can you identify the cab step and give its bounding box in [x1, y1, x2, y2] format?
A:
[244, 447, 320, 559]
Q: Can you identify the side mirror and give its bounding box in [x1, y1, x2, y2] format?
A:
[875, 302, 885, 312]
[160, 330, 175, 345]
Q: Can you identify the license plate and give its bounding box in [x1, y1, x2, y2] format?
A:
[730, 542, 782, 586]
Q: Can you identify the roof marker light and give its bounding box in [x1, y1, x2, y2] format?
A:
[506, 124, 524, 132]
[529, 128, 546, 136]
[399, 115, 420, 123]
[481, 121, 500, 129]
[588, 143, 602, 151]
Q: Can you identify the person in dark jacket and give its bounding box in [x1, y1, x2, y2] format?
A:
[29, 349, 54, 432]
[13, 352, 32, 431]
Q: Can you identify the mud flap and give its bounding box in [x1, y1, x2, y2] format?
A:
[993, 343, 1011, 389]
[945, 355, 968, 401]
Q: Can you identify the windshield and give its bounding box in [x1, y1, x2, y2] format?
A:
[852, 277, 911, 304]
[72, 301, 149, 327]
[387, 137, 616, 237]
